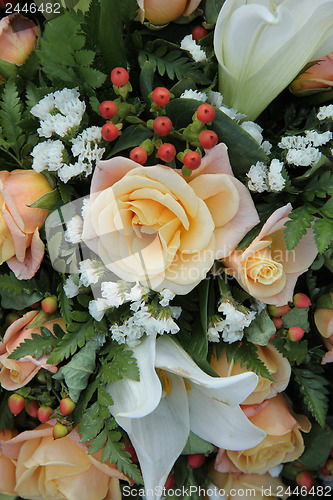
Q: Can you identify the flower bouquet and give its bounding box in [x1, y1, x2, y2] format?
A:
[0, 1, 333, 499]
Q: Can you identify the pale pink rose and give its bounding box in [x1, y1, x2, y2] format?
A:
[0, 311, 62, 390]
[0, 423, 128, 500]
[211, 343, 291, 405]
[290, 52, 333, 92]
[0, 428, 17, 496]
[82, 144, 259, 294]
[137, 0, 202, 25]
[215, 394, 311, 475]
[314, 292, 333, 364]
[223, 204, 318, 305]
[0, 14, 38, 66]
[0, 169, 52, 279]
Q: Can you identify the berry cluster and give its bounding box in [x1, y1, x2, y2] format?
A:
[268, 292, 311, 342]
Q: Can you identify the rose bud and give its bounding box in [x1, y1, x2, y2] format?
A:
[290, 52, 333, 93]
[293, 293, 311, 309]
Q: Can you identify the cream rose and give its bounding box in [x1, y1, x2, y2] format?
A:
[314, 292, 333, 364]
[210, 343, 291, 405]
[0, 423, 128, 500]
[223, 204, 318, 305]
[0, 169, 53, 279]
[215, 394, 311, 475]
[0, 311, 62, 390]
[82, 144, 259, 294]
[0, 428, 17, 496]
[137, 0, 201, 25]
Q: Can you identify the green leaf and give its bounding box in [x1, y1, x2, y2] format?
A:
[78, 402, 106, 441]
[139, 60, 155, 106]
[0, 273, 43, 310]
[283, 205, 315, 251]
[320, 196, 333, 218]
[293, 369, 329, 427]
[57, 283, 74, 325]
[100, 342, 140, 383]
[97, 385, 114, 406]
[245, 309, 276, 346]
[0, 390, 14, 431]
[300, 423, 333, 470]
[99, 0, 127, 69]
[272, 336, 309, 365]
[47, 319, 95, 364]
[224, 340, 274, 381]
[0, 79, 23, 155]
[313, 217, 333, 253]
[166, 99, 267, 175]
[205, 0, 225, 25]
[29, 189, 60, 210]
[8, 326, 58, 361]
[110, 124, 153, 156]
[282, 307, 310, 331]
[304, 171, 333, 201]
[182, 431, 214, 455]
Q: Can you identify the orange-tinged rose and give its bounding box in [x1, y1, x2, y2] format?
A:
[0, 428, 17, 496]
[0, 14, 38, 66]
[82, 144, 259, 294]
[314, 292, 333, 363]
[211, 344, 291, 405]
[223, 204, 318, 306]
[137, 0, 202, 25]
[0, 311, 63, 390]
[0, 423, 128, 500]
[290, 53, 333, 93]
[0, 169, 52, 279]
[215, 394, 311, 475]
[205, 464, 289, 500]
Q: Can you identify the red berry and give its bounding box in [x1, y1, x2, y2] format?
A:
[157, 143, 176, 162]
[8, 394, 25, 416]
[296, 471, 313, 490]
[288, 326, 305, 342]
[30, 301, 40, 309]
[59, 397, 76, 416]
[41, 296, 58, 314]
[183, 151, 201, 170]
[26, 400, 40, 418]
[153, 116, 173, 137]
[130, 146, 148, 165]
[268, 304, 290, 317]
[123, 440, 138, 464]
[197, 104, 215, 123]
[101, 123, 119, 142]
[293, 293, 311, 309]
[187, 453, 205, 469]
[111, 67, 129, 87]
[53, 423, 69, 440]
[37, 405, 53, 423]
[99, 100, 118, 119]
[164, 474, 175, 490]
[152, 87, 171, 107]
[272, 317, 283, 329]
[191, 26, 209, 42]
[198, 129, 218, 149]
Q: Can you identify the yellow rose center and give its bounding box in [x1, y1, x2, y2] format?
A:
[243, 243, 283, 285]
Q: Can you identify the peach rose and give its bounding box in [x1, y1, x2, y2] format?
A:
[290, 52, 333, 93]
[0, 14, 38, 66]
[137, 0, 202, 25]
[210, 344, 291, 405]
[0, 169, 52, 279]
[0, 311, 63, 390]
[223, 204, 318, 306]
[215, 394, 311, 475]
[0, 428, 17, 496]
[0, 423, 128, 500]
[314, 292, 333, 364]
[205, 465, 289, 500]
[82, 144, 259, 294]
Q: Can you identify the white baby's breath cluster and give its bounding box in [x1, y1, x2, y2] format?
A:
[317, 104, 333, 121]
[247, 159, 285, 193]
[180, 34, 207, 63]
[208, 300, 256, 344]
[180, 89, 246, 122]
[279, 130, 332, 167]
[30, 89, 105, 182]
[240, 121, 272, 155]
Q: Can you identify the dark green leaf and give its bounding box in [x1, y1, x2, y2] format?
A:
[293, 369, 329, 427]
[99, 0, 127, 69]
[205, 0, 225, 25]
[282, 307, 310, 331]
[0, 79, 23, 155]
[139, 60, 155, 106]
[8, 327, 58, 360]
[245, 309, 276, 346]
[47, 320, 95, 364]
[182, 431, 214, 455]
[224, 340, 274, 381]
[110, 125, 153, 155]
[300, 424, 333, 470]
[29, 189, 60, 210]
[304, 171, 333, 201]
[272, 336, 309, 365]
[283, 205, 315, 251]
[313, 217, 333, 253]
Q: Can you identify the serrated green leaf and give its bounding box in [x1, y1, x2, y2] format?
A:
[57, 282, 73, 325]
[313, 217, 333, 253]
[0, 273, 43, 310]
[272, 336, 309, 365]
[100, 342, 140, 383]
[8, 327, 58, 360]
[0, 79, 23, 155]
[79, 66, 106, 89]
[283, 205, 315, 251]
[294, 369, 329, 427]
[54, 340, 100, 402]
[320, 196, 333, 218]
[299, 423, 333, 469]
[224, 340, 274, 381]
[78, 402, 105, 441]
[47, 319, 95, 364]
[98, 385, 114, 406]
[304, 171, 333, 201]
[245, 309, 275, 346]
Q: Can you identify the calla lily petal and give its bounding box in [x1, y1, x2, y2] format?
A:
[107, 334, 162, 419]
[188, 384, 266, 450]
[120, 374, 190, 500]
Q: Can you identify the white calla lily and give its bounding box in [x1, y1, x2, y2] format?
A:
[107, 335, 266, 500]
[214, 0, 333, 120]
